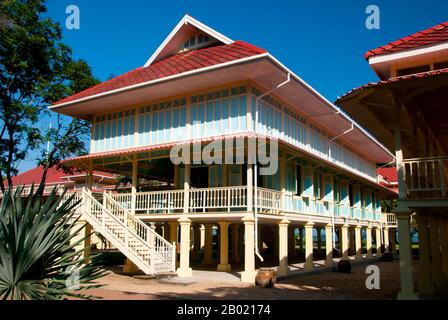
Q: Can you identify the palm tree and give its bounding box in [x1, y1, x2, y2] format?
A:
[0, 185, 105, 300]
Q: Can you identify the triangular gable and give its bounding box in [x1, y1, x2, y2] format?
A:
[143, 14, 233, 67]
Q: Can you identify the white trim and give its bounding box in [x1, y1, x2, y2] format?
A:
[49, 53, 268, 110]
[368, 41, 448, 65]
[143, 14, 233, 67]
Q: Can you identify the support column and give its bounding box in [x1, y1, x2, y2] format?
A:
[131, 155, 138, 215]
[384, 226, 390, 253]
[288, 226, 296, 257]
[325, 223, 334, 267]
[349, 227, 355, 256]
[341, 224, 349, 260]
[192, 224, 201, 261]
[200, 224, 205, 250]
[366, 226, 373, 258]
[415, 215, 435, 295]
[231, 224, 240, 263]
[396, 210, 417, 299]
[277, 219, 290, 276]
[304, 222, 314, 271]
[316, 227, 322, 252]
[177, 217, 192, 277]
[241, 216, 256, 283]
[429, 218, 446, 291]
[375, 226, 382, 256]
[168, 221, 179, 267]
[202, 224, 214, 265]
[355, 225, 362, 260]
[217, 222, 231, 272]
[440, 219, 448, 282]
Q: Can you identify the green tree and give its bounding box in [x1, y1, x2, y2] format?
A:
[0, 0, 98, 191]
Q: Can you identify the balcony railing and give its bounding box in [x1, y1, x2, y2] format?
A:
[403, 156, 448, 199]
[107, 186, 384, 222]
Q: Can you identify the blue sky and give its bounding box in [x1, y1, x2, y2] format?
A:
[18, 0, 448, 172]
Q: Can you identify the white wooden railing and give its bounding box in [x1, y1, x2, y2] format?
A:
[383, 213, 397, 227]
[189, 186, 247, 212]
[256, 187, 282, 214]
[68, 189, 176, 275]
[404, 156, 448, 199]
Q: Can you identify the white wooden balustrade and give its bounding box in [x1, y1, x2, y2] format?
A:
[66, 189, 176, 275]
[404, 156, 448, 199]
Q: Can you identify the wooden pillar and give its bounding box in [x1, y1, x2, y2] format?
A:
[415, 215, 435, 294]
[304, 222, 314, 271]
[277, 219, 290, 276]
[202, 224, 214, 265]
[341, 224, 349, 260]
[355, 225, 362, 260]
[325, 223, 334, 267]
[241, 216, 256, 283]
[177, 217, 192, 277]
[366, 226, 373, 258]
[429, 218, 446, 291]
[217, 222, 231, 272]
[231, 224, 240, 263]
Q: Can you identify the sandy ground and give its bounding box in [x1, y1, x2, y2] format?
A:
[80, 261, 401, 300]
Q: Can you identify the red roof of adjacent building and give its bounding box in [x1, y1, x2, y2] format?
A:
[7, 166, 116, 187]
[54, 41, 266, 106]
[365, 21, 448, 59]
[337, 67, 448, 102]
[377, 167, 397, 184]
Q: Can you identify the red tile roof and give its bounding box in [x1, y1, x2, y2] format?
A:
[336, 68, 448, 102]
[377, 167, 397, 184]
[54, 41, 266, 106]
[365, 21, 448, 59]
[7, 165, 116, 187]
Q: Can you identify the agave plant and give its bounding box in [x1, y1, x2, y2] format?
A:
[0, 184, 106, 300]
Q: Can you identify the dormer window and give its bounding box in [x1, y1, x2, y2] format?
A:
[181, 33, 211, 51]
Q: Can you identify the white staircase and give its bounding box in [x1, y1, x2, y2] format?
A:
[72, 189, 176, 275]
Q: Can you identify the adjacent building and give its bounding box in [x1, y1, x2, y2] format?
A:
[337, 21, 448, 298]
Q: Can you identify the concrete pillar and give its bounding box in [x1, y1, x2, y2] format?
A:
[177, 216, 192, 277]
[200, 224, 205, 250]
[415, 215, 435, 295]
[366, 226, 373, 258]
[231, 224, 240, 263]
[440, 219, 448, 282]
[341, 224, 349, 260]
[192, 224, 201, 261]
[217, 222, 231, 272]
[304, 222, 314, 271]
[241, 216, 256, 283]
[396, 210, 417, 300]
[325, 223, 333, 267]
[202, 224, 214, 265]
[355, 225, 362, 260]
[375, 226, 382, 256]
[384, 226, 390, 253]
[288, 226, 296, 257]
[316, 227, 322, 252]
[169, 221, 179, 267]
[277, 219, 290, 276]
[429, 218, 446, 291]
[299, 227, 304, 251]
[349, 227, 355, 256]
